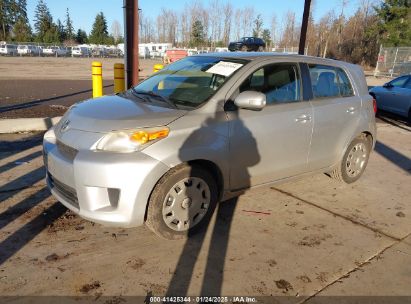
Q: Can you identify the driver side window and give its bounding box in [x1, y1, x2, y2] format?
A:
[239, 63, 302, 104]
[390, 76, 408, 88]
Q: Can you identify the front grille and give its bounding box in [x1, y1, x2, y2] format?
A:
[48, 173, 79, 209]
[57, 140, 78, 161]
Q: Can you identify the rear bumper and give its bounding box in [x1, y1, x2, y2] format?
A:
[43, 138, 170, 228]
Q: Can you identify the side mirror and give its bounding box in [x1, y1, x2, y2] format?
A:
[383, 83, 393, 88]
[234, 91, 266, 110]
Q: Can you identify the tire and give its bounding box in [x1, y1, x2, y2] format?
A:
[258, 46, 264, 52]
[146, 164, 218, 240]
[240, 45, 248, 52]
[329, 135, 371, 184]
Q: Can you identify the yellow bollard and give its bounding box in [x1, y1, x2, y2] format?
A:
[153, 64, 164, 73]
[92, 61, 103, 98]
[114, 63, 125, 93]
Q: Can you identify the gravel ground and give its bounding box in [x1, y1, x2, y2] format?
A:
[0, 120, 410, 298]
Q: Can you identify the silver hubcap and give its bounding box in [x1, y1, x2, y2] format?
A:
[162, 177, 211, 231]
[346, 143, 368, 178]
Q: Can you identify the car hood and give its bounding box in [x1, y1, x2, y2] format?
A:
[58, 94, 187, 133]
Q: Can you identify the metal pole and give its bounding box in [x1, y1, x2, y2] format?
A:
[391, 47, 398, 78]
[124, 0, 139, 88]
[298, 0, 312, 55]
[374, 44, 382, 77]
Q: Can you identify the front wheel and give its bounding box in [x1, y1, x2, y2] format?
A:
[240, 45, 248, 52]
[329, 135, 371, 184]
[146, 164, 218, 240]
[258, 46, 264, 52]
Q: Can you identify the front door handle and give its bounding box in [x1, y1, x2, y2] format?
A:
[347, 107, 356, 113]
[295, 114, 312, 123]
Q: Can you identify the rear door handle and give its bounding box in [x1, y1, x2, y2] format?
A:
[295, 114, 312, 123]
[347, 107, 356, 113]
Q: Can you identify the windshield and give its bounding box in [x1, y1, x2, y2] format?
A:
[131, 56, 247, 109]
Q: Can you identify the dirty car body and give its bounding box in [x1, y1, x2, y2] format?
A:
[43, 53, 376, 238]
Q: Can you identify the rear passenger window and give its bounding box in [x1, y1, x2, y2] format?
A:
[240, 63, 301, 104]
[309, 64, 354, 98]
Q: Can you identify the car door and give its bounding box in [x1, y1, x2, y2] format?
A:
[306, 63, 362, 170]
[226, 62, 313, 190]
[389, 76, 411, 117]
[378, 76, 409, 113]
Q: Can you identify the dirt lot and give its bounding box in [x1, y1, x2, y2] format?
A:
[0, 118, 410, 301]
[0, 57, 161, 80]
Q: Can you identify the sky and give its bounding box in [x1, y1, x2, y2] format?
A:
[26, 0, 364, 35]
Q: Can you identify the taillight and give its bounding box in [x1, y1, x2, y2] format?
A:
[372, 97, 377, 114]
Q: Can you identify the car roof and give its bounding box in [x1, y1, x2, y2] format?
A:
[195, 52, 349, 65]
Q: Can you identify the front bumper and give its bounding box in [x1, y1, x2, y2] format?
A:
[43, 138, 170, 228]
[228, 43, 243, 51]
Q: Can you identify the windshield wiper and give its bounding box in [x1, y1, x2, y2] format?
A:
[132, 89, 178, 109]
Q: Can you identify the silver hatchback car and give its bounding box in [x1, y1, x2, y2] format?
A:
[43, 53, 376, 239]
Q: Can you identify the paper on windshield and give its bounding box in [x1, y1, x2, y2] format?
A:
[206, 61, 243, 77]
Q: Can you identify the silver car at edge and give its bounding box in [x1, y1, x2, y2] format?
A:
[43, 53, 376, 239]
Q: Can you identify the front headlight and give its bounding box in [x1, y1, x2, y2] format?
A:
[44, 127, 56, 144]
[95, 126, 169, 153]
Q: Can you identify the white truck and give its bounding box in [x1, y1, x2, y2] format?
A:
[0, 44, 18, 56]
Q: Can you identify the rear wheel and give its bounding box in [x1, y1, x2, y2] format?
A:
[146, 164, 218, 240]
[329, 135, 371, 184]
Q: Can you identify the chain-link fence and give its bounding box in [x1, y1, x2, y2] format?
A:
[374, 46, 411, 77]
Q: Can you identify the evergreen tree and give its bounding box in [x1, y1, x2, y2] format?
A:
[42, 23, 59, 43]
[57, 18, 65, 42]
[0, 0, 12, 40]
[76, 28, 88, 44]
[89, 12, 108, 44]
[13, 15, 32, 41]
[190, 20, 205, 47]
[375, 0, 411, 46]
[64, 8, 74, 41]
[33, 0, 55, 42]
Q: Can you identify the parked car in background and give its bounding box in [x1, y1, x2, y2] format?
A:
[91, 47, 108, 58]
[228, 37, 266, 52]
[66, 46, 73, 57]
[369, 74, 411, 122]
[17, 44, 41, 56]
[0, 44, 17, 56]
[43, 46, 67, 57]
[43, 53, 376, 239]
[72, 46, 89, 57]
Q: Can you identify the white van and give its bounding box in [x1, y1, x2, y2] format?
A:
[72, 46, 89, 57]
[0, 44, 18, 56]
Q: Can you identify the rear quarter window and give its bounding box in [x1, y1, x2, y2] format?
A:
[308, 64, 354, 98]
